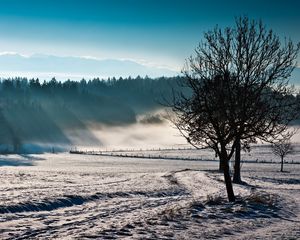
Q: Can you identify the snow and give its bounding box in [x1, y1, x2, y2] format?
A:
[0, 149, 299, 239]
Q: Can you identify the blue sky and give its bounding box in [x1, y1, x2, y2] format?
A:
[0, 0, 299, 73]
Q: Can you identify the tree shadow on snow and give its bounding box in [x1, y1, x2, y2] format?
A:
[188, 191, 293, 221]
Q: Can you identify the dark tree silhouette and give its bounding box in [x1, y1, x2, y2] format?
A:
[272, 137, 294, 172]
[170, 17, 300, 202]
[170, 72, 242, 202]
[228, 18, 300, 183]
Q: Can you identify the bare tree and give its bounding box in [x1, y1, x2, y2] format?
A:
[272, 138, 294, 172]
[169, 17, 299, 202]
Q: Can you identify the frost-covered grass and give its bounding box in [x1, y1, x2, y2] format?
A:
[0, 150, 299, 239]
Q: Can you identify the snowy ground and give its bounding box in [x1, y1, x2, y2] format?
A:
[0, 150, 299, 239]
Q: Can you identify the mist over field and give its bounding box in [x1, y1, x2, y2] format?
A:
[0, 76, 191, 153]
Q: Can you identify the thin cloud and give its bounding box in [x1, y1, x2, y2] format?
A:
[0, 53, 178, 80]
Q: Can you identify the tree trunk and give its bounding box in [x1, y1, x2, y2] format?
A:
[233, 138, 242, 183]
[220, 146, 235, 202]
[219, 160, 225, 172]
[281, 156, 284, 172]
[223, 159, 235, 202]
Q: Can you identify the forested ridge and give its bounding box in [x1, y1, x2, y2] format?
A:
[0, 76, 184, 152]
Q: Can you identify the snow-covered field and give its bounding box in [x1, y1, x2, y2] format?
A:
[0, 150, 299, 239]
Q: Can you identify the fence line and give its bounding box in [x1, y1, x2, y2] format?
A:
[69, 149, 300, 164]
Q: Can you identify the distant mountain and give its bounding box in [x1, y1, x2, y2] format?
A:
[0, 53, 178, 80]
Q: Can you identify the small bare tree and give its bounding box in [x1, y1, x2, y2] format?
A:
[272, 138, 294, 172]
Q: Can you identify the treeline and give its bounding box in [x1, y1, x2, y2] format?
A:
[0, 76, 184, 152]
[0, 76, 184, 109]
